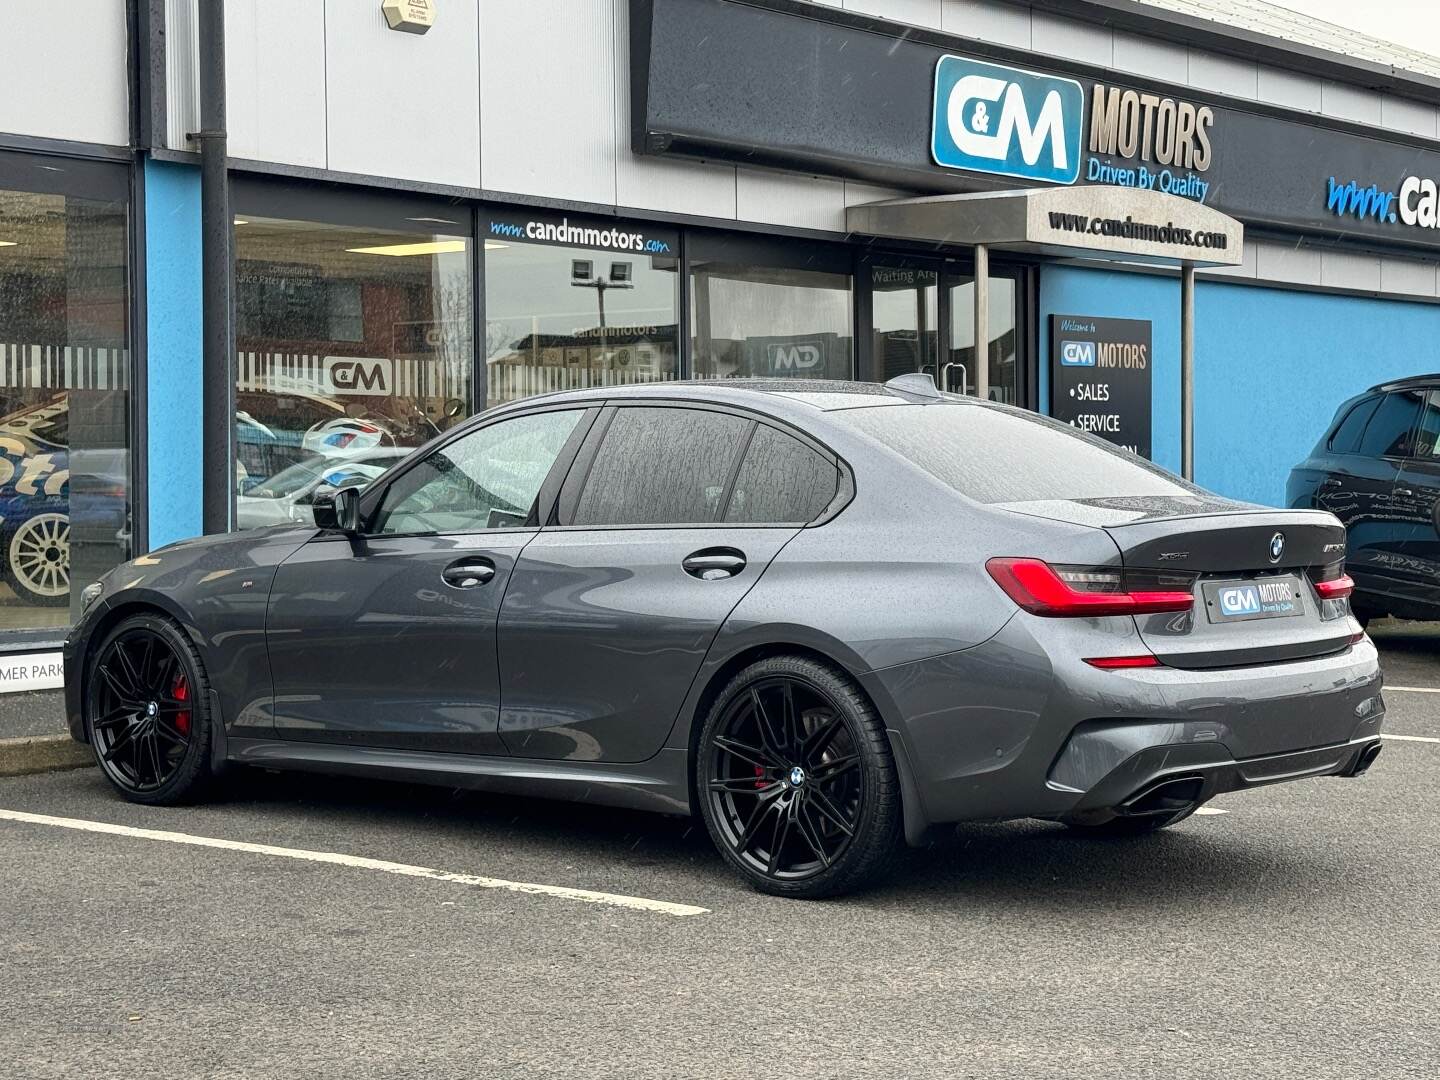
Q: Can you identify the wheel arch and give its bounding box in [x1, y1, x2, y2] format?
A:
[75, 594, 209, 726]
[680, 636, 904, 813]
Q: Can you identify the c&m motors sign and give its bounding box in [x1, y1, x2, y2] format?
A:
[931, 56, 1083, 185]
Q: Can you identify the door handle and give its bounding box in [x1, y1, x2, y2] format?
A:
[682, 549, 747, 580]
[1321, 478, 1343, 488]
[1395, 488, 1415, 497]
[441, 559, 496, 588]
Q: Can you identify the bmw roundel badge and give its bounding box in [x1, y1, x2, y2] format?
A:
[1269, 532, 1285, 564]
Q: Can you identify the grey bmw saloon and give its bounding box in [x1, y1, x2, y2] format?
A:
[64, 378, 1384, 898]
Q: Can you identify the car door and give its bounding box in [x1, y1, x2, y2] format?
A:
[1394, 388, 1440, 612]
[1317, 389, 1417, 604]
[265, 405, 594, 754]
[497, 403, 842, 762]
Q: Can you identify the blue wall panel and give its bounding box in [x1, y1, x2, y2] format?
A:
[1040, 265, 1440, 507]
[143, 160, 204, 549]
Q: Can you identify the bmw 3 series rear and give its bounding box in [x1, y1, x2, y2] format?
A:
[841, 396, 1384, 843]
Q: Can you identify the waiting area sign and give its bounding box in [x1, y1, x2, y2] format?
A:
[1049, 315, 1152, 459]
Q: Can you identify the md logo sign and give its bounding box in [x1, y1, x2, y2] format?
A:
[767, 342, 823, 373]
[322, 356, 392, 396]
[931, 55, 1082, 185]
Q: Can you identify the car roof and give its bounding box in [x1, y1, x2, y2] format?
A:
[483, 378, 929, 418]
[1367, 373, 1440, 392]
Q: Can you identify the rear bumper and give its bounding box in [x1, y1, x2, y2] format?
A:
[861, 614, 1384, 830]
[1056, 733, 1383, 826]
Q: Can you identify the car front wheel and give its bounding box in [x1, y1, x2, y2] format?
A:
[696, 655, 902, 899]
[86, 613, 217, 805]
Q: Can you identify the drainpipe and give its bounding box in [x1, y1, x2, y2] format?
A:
[194, 0, 234, 533]
[1180, 263, 1195, 481]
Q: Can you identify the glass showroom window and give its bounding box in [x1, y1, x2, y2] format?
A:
[482, 211, 680, 409]
[690, 234, 854, 380]
[232, 185, 474, 528]
[0, 152, 131, 631]
[948, 273, 1020, 404]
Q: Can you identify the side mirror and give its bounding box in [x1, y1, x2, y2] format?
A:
[311, 485, 361, 532]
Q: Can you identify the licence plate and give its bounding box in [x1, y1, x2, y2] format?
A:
[1202, 577, 1303, 623]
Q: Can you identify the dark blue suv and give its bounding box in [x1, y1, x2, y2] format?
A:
[1287, 375, 1440, 623]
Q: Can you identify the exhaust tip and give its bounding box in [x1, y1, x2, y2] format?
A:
[1350, 741, 1383, 777]
[1121, 774, 1205, 817]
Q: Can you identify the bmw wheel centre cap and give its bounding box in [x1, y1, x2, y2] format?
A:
[1269, 532, 1285, 563]
[789, 766, 806, 788]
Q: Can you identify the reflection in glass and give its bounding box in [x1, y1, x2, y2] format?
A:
[233, 215, 474, 524]
[869, 265, 938, 383]
[949, 275, 1019, 403]
[0, 186, 130, 629]
[691, 260, 853, 380]
[484, 240, 680, 409]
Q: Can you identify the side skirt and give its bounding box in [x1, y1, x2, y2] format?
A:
[224, 739, 693, 817]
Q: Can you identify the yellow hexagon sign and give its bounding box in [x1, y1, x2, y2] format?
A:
[382, 0, 437, 35]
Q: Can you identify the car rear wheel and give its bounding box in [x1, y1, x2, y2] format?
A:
[697, 656, 902, 899]
[86, 613, 217, 805]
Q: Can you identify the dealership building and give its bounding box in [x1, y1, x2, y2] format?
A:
[4, 0, 1440, 692]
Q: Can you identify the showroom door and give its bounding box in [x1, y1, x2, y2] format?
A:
[265, 406, 592, 754]
[497, 403, 841, 763]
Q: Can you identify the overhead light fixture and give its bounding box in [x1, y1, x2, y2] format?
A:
[483, 240, 508, 251]
[0, 241, 16, 248]
[345, 240, 468, 257]
[233, 218, 250, 226]
[407, 216, 459, 226]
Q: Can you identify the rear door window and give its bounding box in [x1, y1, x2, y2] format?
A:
[1413, 391, 1440, 458]
[1327, 396, 1381, 455]
[1357, 390, 1422, 459]
[570, 406, 752, 526]
[724, 424, 838, 524]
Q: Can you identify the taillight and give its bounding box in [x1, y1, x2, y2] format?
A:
[985, 557, 1194, 617]
[1314, 574, 1355, 601]
[1084, 655, 1162, 669]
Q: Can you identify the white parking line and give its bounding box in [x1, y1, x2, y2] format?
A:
[0, 808, 709, 917]
[1383, 733, 1440, 744]
[1193, 807, 1229, 815]
[1384, 685, 1440, 694]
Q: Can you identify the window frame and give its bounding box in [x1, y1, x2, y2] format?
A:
[550, 399, 852, 532]
[345, 401, 599, 541]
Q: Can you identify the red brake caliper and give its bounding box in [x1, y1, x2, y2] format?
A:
[754, 765, 766, 789]
[172, 675, 191, 735]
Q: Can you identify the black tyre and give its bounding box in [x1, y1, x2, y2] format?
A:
[1068, 805, 1198, 836]
[85, 613, 217, 805]
[696, 655, 902, 899]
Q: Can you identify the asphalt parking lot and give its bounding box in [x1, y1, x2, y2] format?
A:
[3, 626, 1439, 1080]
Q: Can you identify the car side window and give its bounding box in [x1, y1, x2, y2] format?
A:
[1414, 391, 1440, 458]
[373, 409, 583, 535]
[570, 407, 751, 526]
[1356, 391, 1422, 459]
[1327, 396, 1381, 455]
[724, 424, 838, 523]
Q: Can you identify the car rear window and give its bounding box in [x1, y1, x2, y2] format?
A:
[1327, 395, 1381, 454]
[840, 402, 1197, 504]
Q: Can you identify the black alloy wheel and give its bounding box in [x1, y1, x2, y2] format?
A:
[698, 656, 901, 899]
[87, 613, 215, 805]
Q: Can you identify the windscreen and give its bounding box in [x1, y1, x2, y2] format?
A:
[841, 401, 1200, 504]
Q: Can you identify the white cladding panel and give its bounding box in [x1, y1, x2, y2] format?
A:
[736, 170, 848, 232]
[843, 0, 943, 29]
[226, 0, 327, 166]
[0, 0, 128, 146]
[479, 0, 617, 204]
[324, 0, 480, 186]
